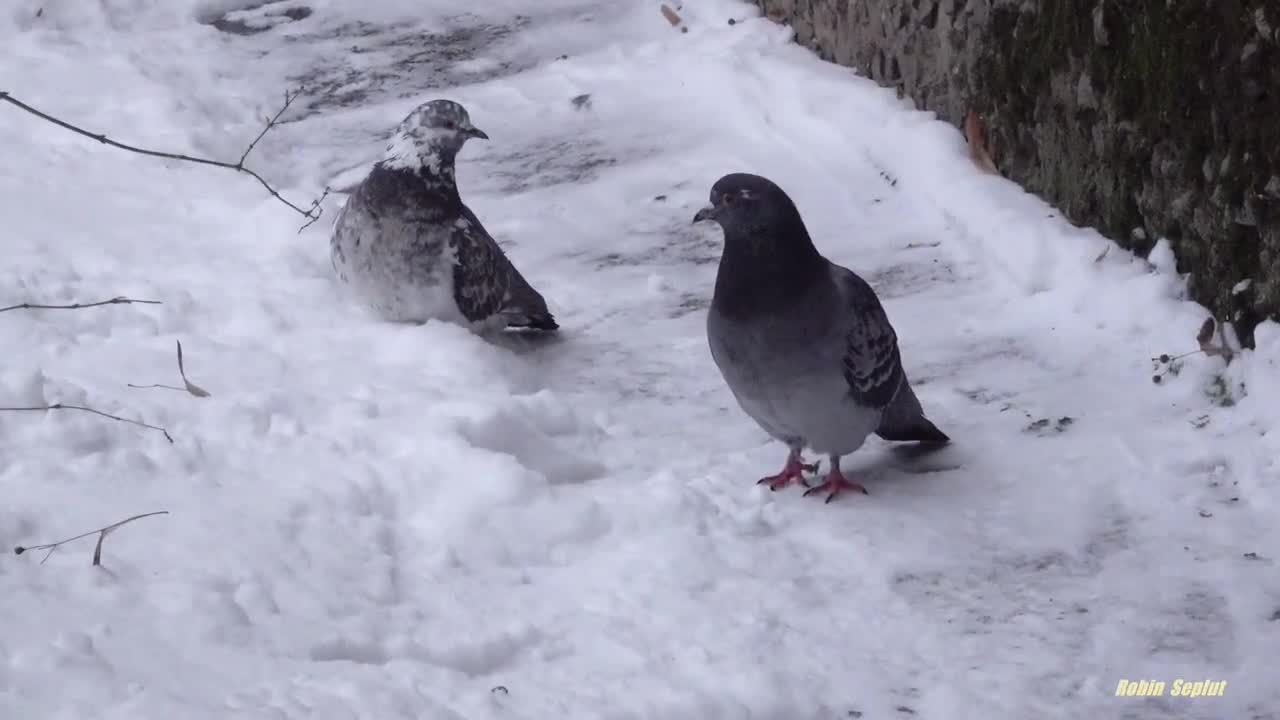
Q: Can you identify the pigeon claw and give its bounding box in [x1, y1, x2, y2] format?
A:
[756, 456, 818, 490]
[802, 471, 869, 504]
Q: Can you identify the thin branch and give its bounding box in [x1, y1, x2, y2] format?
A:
[0, 88, 324, 226]
[239, 89, 294, 166]
[297, 186, 333, 234]
[126, 383, 188, 392]
[0, 403, 173, 443]
[0, 295, 160, 314]
[14, 511, 169, 566]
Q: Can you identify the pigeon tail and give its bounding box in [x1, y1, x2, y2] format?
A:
[504, 308, 559, 331]
[495, 261, 559, 331]
[876, 380, 949, 444]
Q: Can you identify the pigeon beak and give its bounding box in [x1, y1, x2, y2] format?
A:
[693, 205, 718, 224]
[466, 126, 489, 140]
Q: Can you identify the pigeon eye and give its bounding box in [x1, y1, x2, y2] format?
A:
[722, 193, 735, 205]
[444, 120, 457, 129]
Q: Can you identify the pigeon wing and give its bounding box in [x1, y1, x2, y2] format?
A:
[449, 206, 515, 324]
[450, 204, 557, 329]
[837, 269, 905, 410]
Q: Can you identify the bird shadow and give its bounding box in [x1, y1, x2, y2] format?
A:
[848, 439, 964, 493]
[886, 440, 955, 465]
[484, 326, 568, 356]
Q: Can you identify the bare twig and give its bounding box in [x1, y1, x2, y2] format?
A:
[239, 89, 295, 167]
[1151, 317, 1240, 383]
[0, 88, 325, 227]
[296, 186, 332, 234]
[0, 295, 160, 314]
[0, 403, 173, 442]
[660, 4, 682, 26]
[131, 340, 210, 397]
[14, 511, 169, 566]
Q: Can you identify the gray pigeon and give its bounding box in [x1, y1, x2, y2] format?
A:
[694, 173, 947, 503]
[330, 99, 557, 331]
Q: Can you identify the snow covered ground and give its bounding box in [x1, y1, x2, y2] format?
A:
[2, 0, 1278, 717]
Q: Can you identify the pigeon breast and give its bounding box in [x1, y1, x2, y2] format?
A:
[330, 165, 468, 324]
[707, 267, 885, 457]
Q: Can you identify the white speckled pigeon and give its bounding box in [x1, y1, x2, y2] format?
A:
[330, 99, 557, 331]
[694, 173, 948, 503]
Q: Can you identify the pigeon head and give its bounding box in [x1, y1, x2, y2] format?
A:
[696, 173, 825, 315]
[692, 173, 806, 239]
[382, 99, 488, 172]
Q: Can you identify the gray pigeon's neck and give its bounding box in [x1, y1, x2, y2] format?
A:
[416, 162, 456, 192]
[366, 160, 461, 214]
[378, 142, 459, 186]
[712, 229, 827, 320]
[408, 148, 457, 188]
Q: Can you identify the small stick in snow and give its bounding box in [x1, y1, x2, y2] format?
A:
[128, 340, 211, 397]
[0, 295, 160, 314]
[660, 4, 688, 32]
[1150, 318, 1238, 383]
[0, 403, 173, 443]
[0, 88, 329, 231]
[14, 511, 170, 566]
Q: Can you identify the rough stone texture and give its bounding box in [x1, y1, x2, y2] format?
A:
[755, 0, 1280, 345]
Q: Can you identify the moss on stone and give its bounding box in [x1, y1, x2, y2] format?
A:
[970, 0, 1279, 344]
[758, 0, 1279, 344]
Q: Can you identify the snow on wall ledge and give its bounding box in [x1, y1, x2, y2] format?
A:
[753, 0, 1280, 346]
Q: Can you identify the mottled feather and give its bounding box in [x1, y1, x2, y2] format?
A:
[329, 99, 557, 331]
[837, 268, 905, 410]
[450, 205, 556, 328]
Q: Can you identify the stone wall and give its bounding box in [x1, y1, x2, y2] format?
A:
[754, 0, 1280, 346]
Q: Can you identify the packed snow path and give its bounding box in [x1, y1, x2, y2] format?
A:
[2, 1, 1278, 718]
